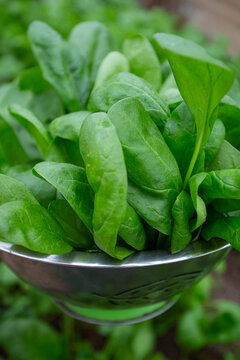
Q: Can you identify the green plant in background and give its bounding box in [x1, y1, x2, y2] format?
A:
[0, 0, 236, 83]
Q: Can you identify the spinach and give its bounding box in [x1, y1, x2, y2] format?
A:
[108, 97, 181, 235]
[68, 21, 111, 107]
[33, 162, 94, 231]
[9, 104, 52, 158]
[0, 174, 71, 254]
[1, 19, 240, 258]
[89, 72, 169, 128]
[123, 34, 161, 90]
[80, 112, 133, 259]
[154, 33, 234, 187]
[94, 51, 129, 89]
[49, 111, 90, 141]
[28, 21, 80, 112]
[48, 199, 93, 249]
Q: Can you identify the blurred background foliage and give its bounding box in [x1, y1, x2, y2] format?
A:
[0, 0, 240, 359]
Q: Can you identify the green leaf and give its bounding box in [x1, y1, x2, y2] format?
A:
[163, 102, 195, 179]
[18, 67, 49, 94]
[160, 88, 183, 111]
[48, 199, 93, 249]
[68, 21, 111, 107]
[118, 204, 146, 251]
[0, 115, 28, 166]
[108, 97, 182, 234]
[154, 33, 235, 186]
[89, 72, 169, 129]
[204, 119, 225, 166]
[33, 162, 94, 231]
[171, 190, 194, 253]
[6, 164, 56, 208]
[46, 137, 83, 166]
[94, 51, 129, 89]
[0, 318, 64, 360]
[49, 111, 90, 141]
[9, 104, 52, 158]
[28, 21, 80, 112]
[218, 95, 240, 148]
[207, 140, 240, 171]
[0, 174, 37, 205]
[188, 173, 207, 231]
[0, 199, 71, 254]
[123, 34, 161, 90]
[80, 112, 133, 259]
[200, 169, 240, 200]
[202, 216, 240, 250]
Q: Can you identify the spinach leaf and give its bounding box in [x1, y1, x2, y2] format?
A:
[9, 104, 52, 158]
[160, 88, 183, 111]
[108, 97, 182, 234]
[5, 164, 56, 208]
[68, 21, 111, 107]
[123, 34, 161, 90]
[202, 216, 240, 251]
[0, 200, 71, 254]
[49, 111, 90, 141]
[118, 204, 146, 251]
[94, 51, 129, 89]
[33, 162, 94, 231]
[154, 33, 235, 187]
[33, 161, 145, 252]
[200, 169, 240, 200]
[80, 112, 133, 259]
[188, 173, 207, 231]
[207, 140, 240, 171]
[0, 80, 39, 162]
[163, 102, 195, 179]
[28, 21, 80, 112]
[89, 72, 169, 128]
[0, 174, 71, 254]
[171, 190, 194, 253]
[46, 138, 83, 166]
[18, 67, 49, 94]
[48, 199, 93, 249]
[0, 115, 28, 166]
[204, 119, 225, 166]
[0, 173, 37, 205]
[218, 95, 240, 148]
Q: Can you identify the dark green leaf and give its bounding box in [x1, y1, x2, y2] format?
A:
[123, 34, 161, 90]
[49, 111, 90, 141]
[108, 97, 181, 234]
[33, 162, 94, 231]
[68, 21, 111, 107]
[9, 104, 52, 158]
[28, 21, 80, 112]
[94, 51, 129, 89]
[0, 199, 71, 254]
[89, 72, 169, 128]
[48, 199, 93, 249]
[171, 190, 194, 253]
[80, 112, 133, 259]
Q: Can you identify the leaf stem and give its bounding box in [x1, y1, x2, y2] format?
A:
[183, 131, 204, 189]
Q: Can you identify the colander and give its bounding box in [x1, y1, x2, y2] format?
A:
[0, 239, 231, 325]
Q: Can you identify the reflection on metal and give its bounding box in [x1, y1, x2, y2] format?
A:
[0, 239, 231, 324]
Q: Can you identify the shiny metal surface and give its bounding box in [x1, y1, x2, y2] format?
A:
[0, 239, 231, 324]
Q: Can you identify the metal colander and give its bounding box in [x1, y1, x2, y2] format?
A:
[0, 239, 231, 325]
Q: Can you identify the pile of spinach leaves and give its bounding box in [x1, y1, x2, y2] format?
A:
[0, 20, 239, 259]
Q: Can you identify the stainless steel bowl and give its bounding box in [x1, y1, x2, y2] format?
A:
[0, 239, 231, 325]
